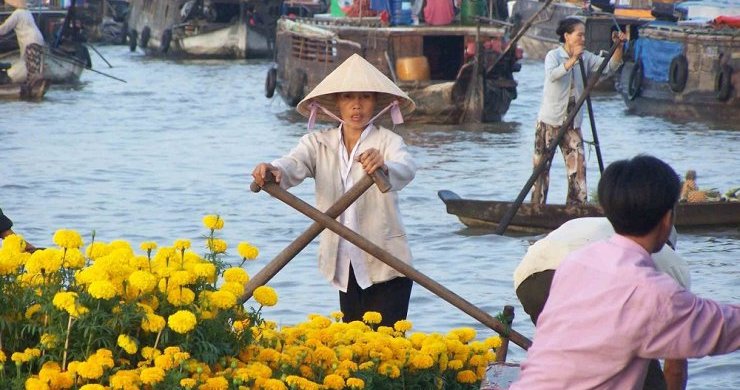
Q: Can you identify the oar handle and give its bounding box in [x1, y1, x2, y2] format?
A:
[250, 168, 391, 193]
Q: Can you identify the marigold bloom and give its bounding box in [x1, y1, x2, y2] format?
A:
[410, 353, 435, 370]
[166, 287, 195, 306]
[210, 290, 237, 310]
[141, 313, 166, 333]
[220, 281, 245, 297]
[76, 361, 103, 380]
[394, 319, 413, 332]
[117, 334, 138, 354]
[11, 352, 29, 364]
[52, 229, 83, 249]
[262, 379, 288, 390]
[457, 369, 478, 384]
[362, 311, 382, 325]
[85, 242, 110, 260]
[140, 241, 157, 252]
[346, 378, 365, 389]
[485, 335, 503, 350]
[129, 270, 158, 293]
[173, 239, 191, 250]
[140, 367, 165, 385]
[64, 248, 86, 268]
[79, 384, 106, 390]
[88, 280, 117, 300]
[40, 333, 57, 349]
[0, 350, 5, 363]
[180, 378, 197, 389]
[202, 215, 225, 230]
[168, 310, 197, 334]
[253, 286, 278, 307]
[207, 238, 228, 254]
[236, 242, 259, 260]
[223, 267, 249, 284]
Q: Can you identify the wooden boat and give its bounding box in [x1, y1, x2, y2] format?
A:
[616, 21, 740, 125]
[74, 0, 130, 44]
[438, 190, 740, 233]
[268, 16, 522, 123]
[126, 0, 279, 58]
[0, 4, 89, 84]
[0, 71, 49, 101]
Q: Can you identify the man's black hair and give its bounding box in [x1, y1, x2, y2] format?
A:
[598, 155, 680, 236]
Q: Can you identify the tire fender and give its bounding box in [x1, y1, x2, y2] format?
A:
[668, 54, 688, 93]
[140, 26, 151, 49]
[265, 67, 277, 98]
[715, 64, 733, 102]
[627, 60, 643, 101]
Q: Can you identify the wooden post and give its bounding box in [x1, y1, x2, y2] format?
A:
[495, 305, 515, 362]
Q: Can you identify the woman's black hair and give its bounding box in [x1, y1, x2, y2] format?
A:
[598, 155, 680, 237]
[556, 17, 585, 43]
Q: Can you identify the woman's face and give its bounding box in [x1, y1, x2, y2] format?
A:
[564, 23, 586, 48]
[336, 92, 377, 129]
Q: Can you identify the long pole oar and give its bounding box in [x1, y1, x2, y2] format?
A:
[485, 0, 556, 75]
[45, 50, 127, 83]
[254, 176, 533, 350]
[85, 44, 113, 69]
[495, 39, 622, 235]
[578, 59, 604, 174]
[238, 170, 391, 304]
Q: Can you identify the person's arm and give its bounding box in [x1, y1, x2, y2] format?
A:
[378, 132, 416, 191]
[269, 133, 318, 189]
[0, 10, 19, 36]
[544, 50, 573, 82]
[664, 358, 687, 390]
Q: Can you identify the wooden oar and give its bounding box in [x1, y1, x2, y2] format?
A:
[578, 59, 605, 174]
[494, 39, 622, 235]
[255, 177, 532, 350]
[238, 170, 391, 304]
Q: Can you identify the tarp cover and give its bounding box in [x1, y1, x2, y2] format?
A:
[634, 37, 684, 82]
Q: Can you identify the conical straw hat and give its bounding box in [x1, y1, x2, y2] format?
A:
[296, 53, 416, 122]
[6, 0, 28, 8]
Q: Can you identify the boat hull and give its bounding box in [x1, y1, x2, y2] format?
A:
[438, 190, 740, 233]
[0, 78, 49, 101]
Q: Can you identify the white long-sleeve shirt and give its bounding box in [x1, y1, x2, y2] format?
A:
[0, 8, 44, 81]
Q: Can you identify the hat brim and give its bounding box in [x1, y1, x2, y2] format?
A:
[295, 53, 416, 123]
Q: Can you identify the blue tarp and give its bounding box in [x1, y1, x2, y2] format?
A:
[634, 38, 684, 82]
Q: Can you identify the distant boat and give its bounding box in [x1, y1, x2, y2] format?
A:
[125, 0, 280, 58]
[616, 18, 740, 125]
[438, 190, 740, 233]
[0, 4, 90, 84]
[268, 16, 522, 124]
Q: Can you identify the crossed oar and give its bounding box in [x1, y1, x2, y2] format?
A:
[239, 169, 532, 350]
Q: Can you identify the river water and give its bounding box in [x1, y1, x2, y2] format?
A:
[1, 46, 738, 388]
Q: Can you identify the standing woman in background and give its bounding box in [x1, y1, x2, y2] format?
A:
[532, 17, 625, 205]
[0, 0, 45, 84]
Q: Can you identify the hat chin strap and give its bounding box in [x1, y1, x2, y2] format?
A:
[307, 100, 404, 131]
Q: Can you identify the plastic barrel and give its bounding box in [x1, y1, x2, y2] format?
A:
[391, 0, 413, 25]
[460, 0, 486, 25]
[395, 56, 431, 81]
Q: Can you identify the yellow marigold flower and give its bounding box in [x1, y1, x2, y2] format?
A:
[346, 378, 365, 389]
[117, 334, 138, 354]
[110, 370, 141, 389]
[410, 353, 435, 370]
[457, 369, 478, 384]
[236, 242, 259, 260]
[129, 270, 157, 293]
[91, 349, 114, 369]
[52, 229, 83, 249]
[0, 350, 5, 363]
[223, 267, 249, 284]
[52, 291, 77, 311]
[140, 367, 165, 385]
[25, 248, 63, 275]
[180, 378, 197, 389]
[168, 310, 197, 334]
[394, 319, 413, 332]
[262, 379, 287, 390]
[24, 378, 48, 390]
[141, 313, 166, 333]
[80, 384, 106, 390]
[1, 233, 24, 251]
[210, 290, 237, 310]
[24, 348, 41, 359]
[220, 281, 245, 297]
[449, 327, 477, 343]
[448, 359, 464, 370]
[378, 362, 401, 378]
[202, 376, 229, 390]
[63, 248, 86, 268]
[25, 304, 42, 320]
[85, 242, 109, 260]
[11, 352, 29, 364]
[0, 247, 25, 275]
[173, 239, 191, 251]
[40, 333, 58, 349]
[358, 361, 374, 370]
[88, 280, 117, 300]
[77, 361, 103, 380]
[173, 351, 190, 364]
[253, 286, 278, 307]
[362, 311, 382, 325]
[192, 262, 216, 279]
[202, 215, 225, 230]
[166, 287, 195, 306]
[323, 374, 345, 390]
[141, 347, 161, 361]
[206, 238, 228, 253]
[169, 270, 193, 287]
[330, 311, 344, 322]
[485, 335, 503, 350]
[140, 241, 157, 252]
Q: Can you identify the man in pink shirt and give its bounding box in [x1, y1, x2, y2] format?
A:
[511, 155, 739, 389]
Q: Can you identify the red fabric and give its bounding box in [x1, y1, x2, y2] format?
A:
[344, 0, 378, 17]
[424, 0, 455, 25]
[713, 16, 740, 28]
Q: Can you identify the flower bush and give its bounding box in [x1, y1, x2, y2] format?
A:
[0, 216, 501, 389]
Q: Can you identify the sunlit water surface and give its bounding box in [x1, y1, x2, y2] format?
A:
[1, 47, 737, 389]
